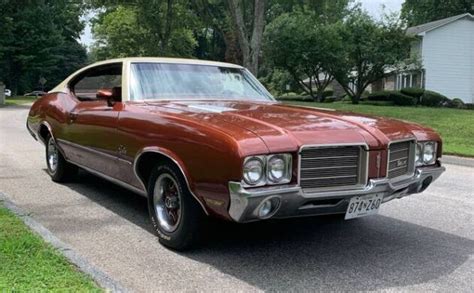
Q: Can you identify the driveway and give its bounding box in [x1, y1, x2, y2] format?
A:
[1, 105, 473, 292]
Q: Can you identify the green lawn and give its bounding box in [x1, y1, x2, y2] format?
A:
[284, 101, 474, 157]
[1, 96, 37, 106]
[0, 204, 100, 291]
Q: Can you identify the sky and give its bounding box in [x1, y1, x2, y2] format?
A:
[79, 0, 405, 46]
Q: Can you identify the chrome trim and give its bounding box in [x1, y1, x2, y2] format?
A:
[57, 139, 119, 161]
[133, 147, 209, 215]
[298, 143, 369, 193]
[228, 165, 445, 222]
[70, 160, 147, 197]
[386, 138, 416, 182]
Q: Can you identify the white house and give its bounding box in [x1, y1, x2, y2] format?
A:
[375, 13, 474, 104]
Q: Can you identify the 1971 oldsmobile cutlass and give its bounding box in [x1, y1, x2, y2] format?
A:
[27, 57, 445, 250]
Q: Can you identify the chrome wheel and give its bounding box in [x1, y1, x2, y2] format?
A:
[47, 138, 58, 173]
[153, 173, 182, 233]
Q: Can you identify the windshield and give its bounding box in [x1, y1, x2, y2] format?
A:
[130, 63, 274, 101]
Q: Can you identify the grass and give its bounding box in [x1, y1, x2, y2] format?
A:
[284, 101, 474, 157]
[0, 204, 101, 291]
[1, 96, 37, 106]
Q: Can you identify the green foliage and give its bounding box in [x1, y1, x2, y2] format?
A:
[390, 92, 416, 106]
[0, 0, 87, 94]
[323, 96, 337, 103]
[322, 89, 334, 98]
[90, 1, 198, 60]
[448, 98, 466, 109]
[401, 87, 425, 98]
[421, 90, 449, 107]
[401, 0, 474, 26]
[368, 90, 394, 101]
[330, 10, 411, 104]
[264, 11, 343, 100]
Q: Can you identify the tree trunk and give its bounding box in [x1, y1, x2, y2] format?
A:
[228, 0, 266, 75]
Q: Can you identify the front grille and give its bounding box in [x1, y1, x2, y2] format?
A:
[299, 145, 366, 191]
[387, 140, 415, 179]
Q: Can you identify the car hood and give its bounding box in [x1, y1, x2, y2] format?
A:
[137, 100, 438, 153]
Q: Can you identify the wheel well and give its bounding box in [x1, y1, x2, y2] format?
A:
[38, 124, 51, 143]
[135, 152, 176, 190]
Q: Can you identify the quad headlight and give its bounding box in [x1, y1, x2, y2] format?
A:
[242, 154, 292, 186]
[415, 141, 438, 166]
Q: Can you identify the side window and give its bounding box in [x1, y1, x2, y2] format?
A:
[71, 63, 122, 101]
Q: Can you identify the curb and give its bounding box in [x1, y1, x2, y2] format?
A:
[441, 155, 474, 168]
[0, 192, 126, 292]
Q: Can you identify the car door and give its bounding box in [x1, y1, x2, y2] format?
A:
[59, 63, 123, 178]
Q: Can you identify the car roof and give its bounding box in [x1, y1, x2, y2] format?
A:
[50, 57, 244, 94]
[93, 57, 243, 69]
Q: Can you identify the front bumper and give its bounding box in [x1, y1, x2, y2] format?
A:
[228, 165, 445, 222]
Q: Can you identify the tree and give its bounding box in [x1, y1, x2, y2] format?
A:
[89, 0, 198, 59]
[227, 0, 266, 75]
[329, 11, 411, 104]
[264, 12, 343, 101]
[0, 0, 87, 94]
[401, 0, 474, 26]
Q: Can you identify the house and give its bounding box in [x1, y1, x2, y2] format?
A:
[374, 13, 474, 104]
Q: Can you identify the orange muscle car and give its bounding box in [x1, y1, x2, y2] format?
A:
[27, 58, 445, 249]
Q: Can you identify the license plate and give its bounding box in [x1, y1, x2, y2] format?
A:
[345, 194, 382, 220]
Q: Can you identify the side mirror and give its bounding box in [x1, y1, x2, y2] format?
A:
[96, 87, 121, 107]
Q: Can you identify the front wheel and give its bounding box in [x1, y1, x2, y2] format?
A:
[148, 163, 206, 250]
[45, 135, 77, 182]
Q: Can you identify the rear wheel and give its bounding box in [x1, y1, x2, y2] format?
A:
[45, 135, 77, 182]
[148, 163, 206, 250]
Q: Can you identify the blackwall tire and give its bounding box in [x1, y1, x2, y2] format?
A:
[147, 163, 206, 250]
[45, 135, 77, 182]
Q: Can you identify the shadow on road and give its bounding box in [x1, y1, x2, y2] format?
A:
[62, 169, 474, 291]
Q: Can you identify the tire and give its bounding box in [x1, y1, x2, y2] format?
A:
[45, 135, 77, 182]
[147, 163, 206, 250]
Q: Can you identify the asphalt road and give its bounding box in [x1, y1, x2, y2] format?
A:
[1, 105, 473, 292]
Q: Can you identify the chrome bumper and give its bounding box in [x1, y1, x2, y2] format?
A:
[228, 165, 445, 222]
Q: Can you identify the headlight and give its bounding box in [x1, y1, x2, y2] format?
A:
[242, 154, 292, 186]
[415, 141, 438, 166]
[267, 154, 292, 184]
[243, 156, 265, 186]
[422, 141, 437, 165]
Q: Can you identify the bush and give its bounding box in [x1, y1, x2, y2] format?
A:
[368, 90, 394, 101]
[322, 89, 334, 98]
[390, 92, 416, 106]
[323, 96, 337, 103]
[400, 87, 425, 98]
[341, 95, 352, 102]
[447, 98, 466, 109]
[420, 90, 448, 107]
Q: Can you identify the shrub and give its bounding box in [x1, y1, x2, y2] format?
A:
[390, 92, 416, 106]
[276, 95, 312, 101]
[447, 98, 466, 109]
[368, 90, 394, 101]
[341, 95, 352, 102]
[322, 89, 334, 98]
[420, 90, 448, 107]
[323, 96, 337, 103]
[400, 87, 425, 98]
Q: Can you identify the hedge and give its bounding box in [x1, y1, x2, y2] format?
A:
[390, 92, 416, 106]
[400, 87, 425, 98]
[420, 90, 448, 107]
[367, 90, 394, 101]
[447, 98, 465, 109]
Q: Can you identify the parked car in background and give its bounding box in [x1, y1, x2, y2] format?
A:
[4, 89, 11, 97]
[26, 57, 445, 250]
[24, 90, 47, 97]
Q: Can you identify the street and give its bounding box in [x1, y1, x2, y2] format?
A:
[1, 104, 473, 292]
